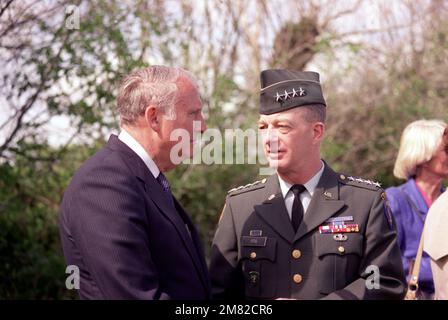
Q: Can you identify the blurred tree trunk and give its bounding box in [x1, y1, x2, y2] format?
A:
[271, 17, 319, 70]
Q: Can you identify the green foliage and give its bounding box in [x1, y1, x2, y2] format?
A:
[321, 19, 448, 188]
[1, 0, 448, 299]
[169, 163, 260, 259]
[0, 142, 101, 299]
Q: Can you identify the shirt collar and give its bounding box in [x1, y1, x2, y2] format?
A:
[118, 129, 160, 179]
[278, 160, 325, 198]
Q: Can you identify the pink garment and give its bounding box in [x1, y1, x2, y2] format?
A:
[415, 183, 433, 207]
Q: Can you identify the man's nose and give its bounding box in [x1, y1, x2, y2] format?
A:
[263, 128, 278, 143]
[264, 129, 280, 152]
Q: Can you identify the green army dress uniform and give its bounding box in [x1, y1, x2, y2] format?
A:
[209, 69, 406, 300]
[209, 164, 406, 299]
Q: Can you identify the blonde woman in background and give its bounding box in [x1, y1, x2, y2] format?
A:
[386, 119, 448, 299]
[424, 127, 448, 300]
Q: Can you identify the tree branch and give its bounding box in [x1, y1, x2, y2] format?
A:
[0, 0, 14, 18]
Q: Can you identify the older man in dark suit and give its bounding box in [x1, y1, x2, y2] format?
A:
[59, 66, 210, 299]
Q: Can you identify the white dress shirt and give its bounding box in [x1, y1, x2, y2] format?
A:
[278, 161, 325, 219]
[118, 129, 160, 179]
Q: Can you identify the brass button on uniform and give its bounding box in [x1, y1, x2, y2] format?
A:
[250, 252, 257, 259]
[293, 274, 303, 284]
[338, 246, 345, 254]
[292, 249, 301, 259]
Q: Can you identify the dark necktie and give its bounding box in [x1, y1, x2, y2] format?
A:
[156, 172, 175, 207]
[290, 184, 306, 232]
[156, 172, 192, 238]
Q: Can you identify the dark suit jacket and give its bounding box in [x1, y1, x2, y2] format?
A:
[210, 164, 406, 300]
[59, 135, 210, 299]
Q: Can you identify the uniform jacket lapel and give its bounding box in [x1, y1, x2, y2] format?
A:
[294, 164, 345, 242]
[254, 174, 296, 243]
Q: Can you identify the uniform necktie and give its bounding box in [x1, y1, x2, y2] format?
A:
[156, 172, 175, 207]
[290, 184, 306, 232]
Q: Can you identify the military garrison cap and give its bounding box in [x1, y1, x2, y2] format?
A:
[260, 69, 326, 115]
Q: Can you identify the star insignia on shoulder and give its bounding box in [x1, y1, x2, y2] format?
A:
[339, 174, 382, 190]
[227, 178, 267, 195]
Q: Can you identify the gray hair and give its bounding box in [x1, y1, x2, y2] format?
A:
[300, 104, 327, 123]
[116, 66, 197, 125]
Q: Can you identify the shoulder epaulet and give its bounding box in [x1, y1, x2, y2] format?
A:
[227, 178, 267, 196]
[338, 174, 382, 191]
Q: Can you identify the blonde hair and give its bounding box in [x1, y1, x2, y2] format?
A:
[393, 119, 447, 179]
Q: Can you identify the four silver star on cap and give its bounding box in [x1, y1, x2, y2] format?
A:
[274, 87, 306, 102]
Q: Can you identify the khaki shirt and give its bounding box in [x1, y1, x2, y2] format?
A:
[424, 191, 448, 299]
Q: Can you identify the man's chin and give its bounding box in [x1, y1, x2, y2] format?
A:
[267, 159, 285, 171]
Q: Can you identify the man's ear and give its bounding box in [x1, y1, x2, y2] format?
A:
[144, 105, 160, 131]
[313, 122, 325, 142]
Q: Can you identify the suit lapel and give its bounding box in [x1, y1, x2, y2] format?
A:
[173, 198, 211, 291]
[107, 135, 210, 292]
[145, 173, 210, 292]
[254, 175, 296, 244]
[293, 165, 345, 242]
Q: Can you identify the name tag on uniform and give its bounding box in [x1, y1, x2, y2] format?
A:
[249, 230, 263, 236]
[241, 236, 267, 247]
[326, 216, 353, 223]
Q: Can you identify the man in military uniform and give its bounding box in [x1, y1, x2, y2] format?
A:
[209, 69, 406, 300]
